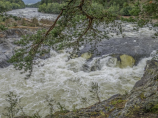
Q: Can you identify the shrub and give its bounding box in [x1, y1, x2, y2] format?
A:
[107, 2, 120, 15]
[86, 2, 105, 17]
[0, 24, 7, 31]
[120, 6, 132, 16]
[32, 17, 39, 27]
[129, 2, 141, 16]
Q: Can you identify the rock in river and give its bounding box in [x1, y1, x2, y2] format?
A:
[80, 37, 158, 64]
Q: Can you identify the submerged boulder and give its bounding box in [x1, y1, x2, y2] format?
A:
[81, 52, 92, 60]
[118, 54, 135, 68]
[114, 54, 135, 68]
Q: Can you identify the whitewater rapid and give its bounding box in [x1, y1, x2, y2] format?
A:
[0, 50, 151, 117]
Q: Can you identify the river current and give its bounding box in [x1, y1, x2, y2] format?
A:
[0, 8, 157, 117]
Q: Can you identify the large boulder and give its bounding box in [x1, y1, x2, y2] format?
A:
[80, 37, 158, 64]
[0, 38, 15, 68]
[0, 29, 33, 68]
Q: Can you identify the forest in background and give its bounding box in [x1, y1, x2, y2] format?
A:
[0, 0, 25, 12]
[35, 0, 156, 17]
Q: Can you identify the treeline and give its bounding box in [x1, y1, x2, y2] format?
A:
[40, 0, 66, 4]
[37, 0, 156, 18]
[26, 2, 41, 8]
[38, 0, 139, 15]
[0, 0, 25, 12]
[38, 0, 66, 14]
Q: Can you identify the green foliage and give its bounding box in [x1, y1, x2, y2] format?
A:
[89, 82, 101, 103]
[3, 92, 22, 118]
[137, 19, 149, 27]
[143, 1, 158, 19]
[57, 102, 68, 113]
[150, 104, 158, 113]
[120, 6, 132, 16]
[0, 0, 25, 12]
[39, 3, 65, 14]
[111, 99, 125, 105]
[144, 103, 158, 113]
[0, 24, 8, 31]
[9, 30, 48, 77]
[41, 0, 66, 5]
[107, 2, 120, 15]
[86, 2, 105, 17]
[129, 1, 141, 16]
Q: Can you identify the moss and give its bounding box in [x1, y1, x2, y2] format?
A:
[111, 99, 126, 108]
[151, 104, 158, 113]
[100, 111, 105, 117]
[111, 99, 124, 105]
[53, 110, 69, 116]
[125, 105, 141, 117]
[140, 93, 145, 100]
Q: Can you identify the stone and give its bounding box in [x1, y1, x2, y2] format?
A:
[81, 52, 92, 60]
[80, 37, 158, 64]
[117, 54, 135, 68]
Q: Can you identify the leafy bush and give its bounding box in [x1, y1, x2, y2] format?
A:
[143, 2, 158, 18]
[129, 2, 141, 16]
[120, 6, 132, 16]
[0, 24, 8, 31]
[86, 2, 105, 17]
[107, 2, 120, 15]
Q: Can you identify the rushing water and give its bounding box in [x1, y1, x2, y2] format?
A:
[0, 51, 151, 117]
[6, 8, 58, 20]
[0, 8, 158, 117]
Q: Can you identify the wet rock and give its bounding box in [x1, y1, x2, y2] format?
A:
[134, 60, 158, 88]
[117, 54, 135, 68]
[82, 54, 135, 72]
[0, 39, 14, 68]
[80, 37, 158, 64]
[81, 52, 92, 60]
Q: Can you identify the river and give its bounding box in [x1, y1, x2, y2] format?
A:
[0, 8, 157, 117]
[6, 8, 58, 20]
